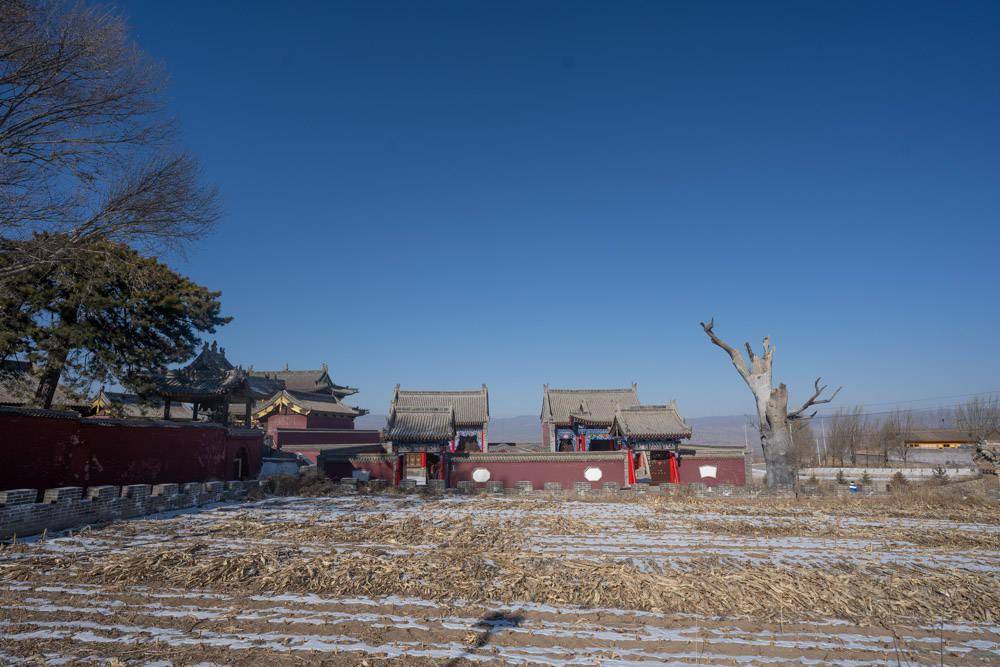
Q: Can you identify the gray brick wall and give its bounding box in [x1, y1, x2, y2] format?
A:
[0, 480, 256, 540]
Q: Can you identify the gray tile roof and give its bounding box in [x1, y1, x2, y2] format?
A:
[249, 366, 358, 398]
[91, 390, 194, 420]
[610, 403, 692, 440]
[392, 385, 489, 427]
[541, 384, 640, 425]
[0, 362, 87, 408]
[385, 405, 456, 443]
[902, 429, 981, 443]
[254, 389, 360, 419]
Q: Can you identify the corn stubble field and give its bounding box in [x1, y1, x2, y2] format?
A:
[1, 480, 998, 665]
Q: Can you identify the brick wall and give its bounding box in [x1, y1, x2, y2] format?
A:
[677, 455, 747, 486]
[0, 408, 263, 489]
[0, 479, 262, 540]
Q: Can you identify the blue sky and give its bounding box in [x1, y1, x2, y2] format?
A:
[121, 0, 1000, 418]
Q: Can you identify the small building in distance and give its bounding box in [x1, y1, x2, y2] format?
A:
[609, 403, 692, 484]
[540, 385, 640, 452]
[391, 385, 489, 452]
[385, 405, 456, 485]
[902, 429, 980, 449]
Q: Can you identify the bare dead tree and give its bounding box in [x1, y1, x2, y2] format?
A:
[0, 0, 219, 281]
[700, 318, 841, 487]
[954, 396, 1000, 443]
[876, 409, 914, 467]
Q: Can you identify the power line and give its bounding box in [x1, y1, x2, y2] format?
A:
[811, 400, 988, 421]
[821, 389, 1000, 410]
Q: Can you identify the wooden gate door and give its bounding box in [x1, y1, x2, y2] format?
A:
[649, 457, 670, 484]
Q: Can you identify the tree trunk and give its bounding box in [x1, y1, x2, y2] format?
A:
[34, 346, 69, 409]
[761, 384, 796, 488]
[33, 309, 76, 410]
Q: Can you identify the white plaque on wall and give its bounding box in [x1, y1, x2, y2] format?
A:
[472, 468, 491, 483]
[584, 467, 603, 482]
[699, 465, 717, 479]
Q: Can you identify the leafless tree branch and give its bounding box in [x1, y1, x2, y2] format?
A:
[788, 377, 842, 420]
[0, 0, 218, 281]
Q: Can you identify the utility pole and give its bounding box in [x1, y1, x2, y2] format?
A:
[819, 417, 828, 465]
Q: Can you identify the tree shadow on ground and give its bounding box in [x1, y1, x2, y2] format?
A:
[444, 611, 525, 666]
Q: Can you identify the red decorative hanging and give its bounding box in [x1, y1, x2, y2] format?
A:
[668, 452, 680, 484]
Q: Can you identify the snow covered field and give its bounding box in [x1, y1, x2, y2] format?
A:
[0, 492, 997, 665]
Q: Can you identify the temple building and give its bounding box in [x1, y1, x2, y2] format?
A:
[390, 385, 489, 452]
[142, 343, 367, 436]
[540, 385, 640, 452]
[385, 405, 455, 485]
[248, 364, 358, 401]
[90, 389, 193, 420]
[143, 342, 280, 426]
[253, 389, 361, 431]
[609, 403, 693, 484]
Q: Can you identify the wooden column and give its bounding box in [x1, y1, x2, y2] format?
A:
[244, 398, 252, 428]
[191, 402, 199, 421]
[221, 397, 230, 425]
[162, 398, 171, 420]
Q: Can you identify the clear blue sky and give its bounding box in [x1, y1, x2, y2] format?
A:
[121, 0, 1000, 418]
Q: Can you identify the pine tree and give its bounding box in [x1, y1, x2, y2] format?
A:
[0, 237, 230, 407]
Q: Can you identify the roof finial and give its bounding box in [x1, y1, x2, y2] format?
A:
[284, 362, 289, 371]
[321, 362, 328, 373]
[211, 341, 218, 352]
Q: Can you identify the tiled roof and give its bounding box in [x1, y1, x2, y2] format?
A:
[0, 362, 87, 408]
[254, 389, 360, 419]
[0, 404, 81, 420]
[902, 429, 981, 443]
[91, 390, 194, 420]
[678, 443, 747, 458]
[245, 375, 285, 400]
[610, 403, 692, 440]
[249, 366, 358, 398]
[146, 367, 245, 399]
[385, 405, 455, 443]
[541, 385, 640, 425]
[392, 385, 489, 427]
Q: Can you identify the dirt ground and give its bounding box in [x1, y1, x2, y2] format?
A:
[1, 482, 998, 665]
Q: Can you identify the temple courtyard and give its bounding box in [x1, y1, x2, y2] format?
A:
[0, 484, 998, 665]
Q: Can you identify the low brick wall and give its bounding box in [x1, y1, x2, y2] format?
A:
[450, 452, 630, 490]
[0, 480, 262, 540]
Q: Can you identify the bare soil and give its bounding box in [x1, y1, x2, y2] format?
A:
[1, 484, 997, 665]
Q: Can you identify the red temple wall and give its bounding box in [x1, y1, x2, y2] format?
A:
[305, 414, 355, 429]
[274, 429, 381, 448]
[0, 410, 262, 490]
[677, 456, 746, 486]
[265, 413, 307, 439]
[449, 455, 629, 489]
